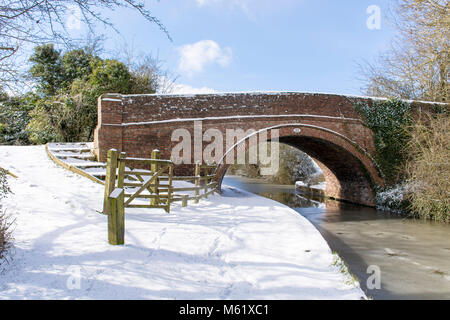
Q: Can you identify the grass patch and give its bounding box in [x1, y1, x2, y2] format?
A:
[331, 252, 360, 288]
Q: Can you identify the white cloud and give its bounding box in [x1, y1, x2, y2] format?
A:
[178, 40, 232, 75]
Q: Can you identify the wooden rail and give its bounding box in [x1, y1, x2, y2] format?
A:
[166, 164, 217, 205]
[0, 166, 18, 178]
[45, 144, 105, 185]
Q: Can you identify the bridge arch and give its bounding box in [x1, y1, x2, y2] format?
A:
[216, 123, 383, 207]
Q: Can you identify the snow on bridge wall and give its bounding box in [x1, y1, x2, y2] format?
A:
[93, 92, 436, 206]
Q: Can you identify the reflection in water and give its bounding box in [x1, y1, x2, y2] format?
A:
[223, 176, 450, 300]
[259, 192, 324, 209]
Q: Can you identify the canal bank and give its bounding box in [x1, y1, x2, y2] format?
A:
[223, 176, 450, 300]
[0, 146, 366, 299]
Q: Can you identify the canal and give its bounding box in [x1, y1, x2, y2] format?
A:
[223, 176, 450, 300]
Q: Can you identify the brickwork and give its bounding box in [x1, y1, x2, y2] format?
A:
[93, 92, 437, 206]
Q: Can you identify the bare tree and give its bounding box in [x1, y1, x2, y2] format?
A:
[360, 0, 449, 102]
[0, 0, 171, 88]
[114, 40, 179, 94]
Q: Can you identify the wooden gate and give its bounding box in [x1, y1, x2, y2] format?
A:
[103, 149, 174, 216]
[102, 149, 220, 245]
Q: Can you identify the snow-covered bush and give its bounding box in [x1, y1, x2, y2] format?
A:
[0, 169, 11, 197]
[274, 144, 321, 185]
[0, 169, 13, 267]
[374, 183, 411, 214]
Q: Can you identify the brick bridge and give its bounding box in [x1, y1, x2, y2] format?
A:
[94, 92, 435, 206]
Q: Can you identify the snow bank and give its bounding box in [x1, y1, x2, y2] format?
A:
[0, 146, 364, 300]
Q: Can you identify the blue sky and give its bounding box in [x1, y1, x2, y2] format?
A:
[70, 0, 396, 95]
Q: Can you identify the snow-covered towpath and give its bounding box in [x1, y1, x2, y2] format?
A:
[0, 146, 364, 299]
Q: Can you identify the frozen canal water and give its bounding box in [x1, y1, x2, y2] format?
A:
[224, 176, 450, 300]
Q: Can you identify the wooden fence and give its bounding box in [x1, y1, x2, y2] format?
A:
[168, 163, 218, 206]
[103, 149, 218, 245]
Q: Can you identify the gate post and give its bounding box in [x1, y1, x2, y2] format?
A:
[182, 195, 188, 207]
[117, 152, 126, 189]
[204, 167, 209, 199]
[194, 162, 200, 203]
[151, 149, 160, 206]
[103, 149, 118, 215]
[108, 188, 125, 245]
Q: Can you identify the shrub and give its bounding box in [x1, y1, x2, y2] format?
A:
[0, 169, 13, 266]
[267, 144, 320, 185]
[26, 45, 159, 143]
[374, 183, 411, 214]
[0, 94, 33, 145]
[0, 169, 11, 196]
[405, 115, 450, 222]
[0, 208, 13, 266]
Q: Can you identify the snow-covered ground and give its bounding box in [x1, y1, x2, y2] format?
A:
[295, 181, 326, 190]
[0, 146, 365, 299]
